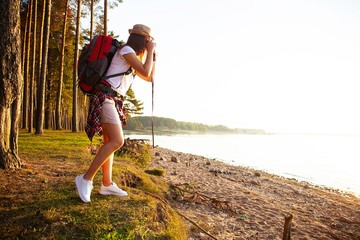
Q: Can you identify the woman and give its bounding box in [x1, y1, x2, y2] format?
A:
[75, 24, 156, 203]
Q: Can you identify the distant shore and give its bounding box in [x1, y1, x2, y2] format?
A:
[125, 129, 269, 136]
[150, 147, 360, 240]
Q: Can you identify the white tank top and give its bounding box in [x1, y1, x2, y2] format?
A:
[105, 45, 135, 96]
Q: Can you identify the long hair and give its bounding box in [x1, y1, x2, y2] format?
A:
[126, 33, 147, 57]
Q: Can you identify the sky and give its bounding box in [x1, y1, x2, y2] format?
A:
[100, 0, 360, 134]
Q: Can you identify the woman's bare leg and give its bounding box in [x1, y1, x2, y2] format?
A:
[99, 131, 114, 186]
[84, 123, 124, 182]
[101, 153, 113, 186]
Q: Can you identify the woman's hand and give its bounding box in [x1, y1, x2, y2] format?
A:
[146, 38, 156, 53]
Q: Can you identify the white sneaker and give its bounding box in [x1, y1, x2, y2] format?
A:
[75, 174, 93, 203]
[99, 182, 128, 196]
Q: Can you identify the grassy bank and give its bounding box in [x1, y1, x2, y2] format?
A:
[0, 130, 187, 239]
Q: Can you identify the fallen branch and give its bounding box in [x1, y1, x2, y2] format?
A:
[144, 191, 169, 205]
[176, 211, 219, 240]
[170, 183, 236, 213]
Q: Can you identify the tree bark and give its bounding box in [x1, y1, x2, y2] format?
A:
[35, 0, 51, 135]
[21, 4, 29, 84]
[72, 0, 81, 132]
[35, 0, 46, 120]
[104, 0, 108, 36]
[28, 0, 37, 133]
[90, 0, 94, 40]
[55, 0, 69, 130]
[22, 0, 33, 129]
[44, 50, 52, 130]
[21, 3, 28, 129]
[0, 0, 24, 169]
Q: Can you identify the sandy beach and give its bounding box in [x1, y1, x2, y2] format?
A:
[150, 147, 360, 240]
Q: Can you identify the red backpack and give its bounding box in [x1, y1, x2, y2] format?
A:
[78, 35, 132, 94]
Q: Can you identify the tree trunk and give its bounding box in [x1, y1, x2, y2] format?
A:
[22, 0, 33, 129]
[45, 52, 52, 130]
[72, 0, 81, 132]
[0, 0, 24, 169]
[55, 0, 69, 130]
[28, 0, 37, 133]
[104, 0, 108, 36]
[35, 0, 51, 135]
[35, 0, 46, 120]
[90, 0, 94, 40]
[21, 3, 29, 128]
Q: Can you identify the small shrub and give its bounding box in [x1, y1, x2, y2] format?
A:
[145, 168, 165, 176]
[115, 139, 152, 168]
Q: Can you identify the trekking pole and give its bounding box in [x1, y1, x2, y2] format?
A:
[151, 77, 155, 148]
[151, 51, 156, 148]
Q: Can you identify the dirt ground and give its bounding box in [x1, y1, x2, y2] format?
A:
[150, 147, 360, 240]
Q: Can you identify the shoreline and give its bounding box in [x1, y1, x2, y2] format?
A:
[150, 147, 360, 240]
[126, 132, 360, 197]
[203, 155, 360, 198]
[232, 165, 360, 199]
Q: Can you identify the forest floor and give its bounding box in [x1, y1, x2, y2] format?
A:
[0, 130, 187, 239]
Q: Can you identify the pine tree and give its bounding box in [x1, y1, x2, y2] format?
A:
[0, 0, 24, 169]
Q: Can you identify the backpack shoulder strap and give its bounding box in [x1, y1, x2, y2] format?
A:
[103, 67, 133, 79]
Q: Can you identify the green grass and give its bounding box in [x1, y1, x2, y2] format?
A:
[0, 129, 187, 240]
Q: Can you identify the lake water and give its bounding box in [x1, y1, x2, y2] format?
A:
[124, 131, 360, 196]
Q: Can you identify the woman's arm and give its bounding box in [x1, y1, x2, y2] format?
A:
[123, 40, 156, 82]
[137, 56, 156, 82]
